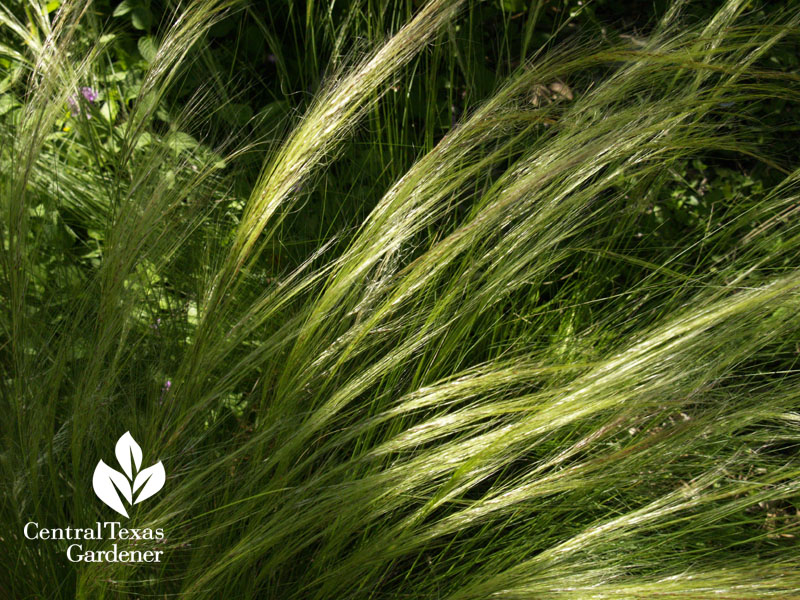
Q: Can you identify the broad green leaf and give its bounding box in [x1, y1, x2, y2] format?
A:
[112, 0, 133, 17]
[131, 6, 152, 30]
[166, 131, 197, 154]
[0, 94, 18, 116]
[138, 35, 157, 62]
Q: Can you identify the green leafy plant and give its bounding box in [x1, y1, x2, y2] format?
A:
[2, 0, 800, 598]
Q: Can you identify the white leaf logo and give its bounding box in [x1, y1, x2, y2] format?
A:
[115, 431, 142, 479]
[93, 432, 165, 517]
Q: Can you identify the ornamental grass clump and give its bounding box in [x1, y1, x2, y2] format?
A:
[1, 0, 800, 598]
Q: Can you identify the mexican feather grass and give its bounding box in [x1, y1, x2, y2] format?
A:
[2, 0, 800, 597]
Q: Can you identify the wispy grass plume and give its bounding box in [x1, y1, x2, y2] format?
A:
[1, 0, 800, 598]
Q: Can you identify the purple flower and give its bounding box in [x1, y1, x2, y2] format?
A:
[158, 379, 172, 405]
[81, 87, 98, 102]
[68, 86, 98, 117]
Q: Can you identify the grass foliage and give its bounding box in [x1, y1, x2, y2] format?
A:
[2, 0, 800, 597]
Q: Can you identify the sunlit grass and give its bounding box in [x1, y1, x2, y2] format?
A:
[1, 0, 800, 598]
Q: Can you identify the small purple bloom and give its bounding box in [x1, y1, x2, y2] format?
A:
[158, 379, 172, 405]
[81, 87, 98, 102]
[68, 86, 98, 118]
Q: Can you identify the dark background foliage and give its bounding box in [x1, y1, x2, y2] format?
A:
[2, 0, 800, 597]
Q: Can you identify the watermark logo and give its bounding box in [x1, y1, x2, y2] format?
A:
[22, 432, 167, 563]
[93, 432, 165, 518]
